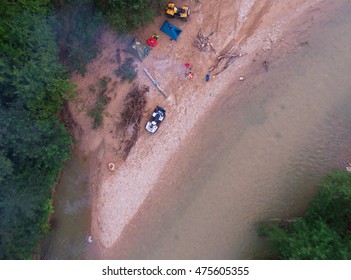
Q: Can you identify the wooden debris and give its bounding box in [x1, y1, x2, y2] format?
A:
[193, 29, 216, 53]
[209, 51, 247, 77]
[143, 68, 168, 99]
[118, 85, 148, 159]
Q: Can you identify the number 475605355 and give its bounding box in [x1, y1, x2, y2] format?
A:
[194, 266, 249, 276]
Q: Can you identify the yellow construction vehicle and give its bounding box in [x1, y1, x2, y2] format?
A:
[165, 2, 190, 22]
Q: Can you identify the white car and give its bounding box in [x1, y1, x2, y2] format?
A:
[145, 106, 166, 133]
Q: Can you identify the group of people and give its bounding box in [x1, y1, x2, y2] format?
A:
[184, 63, 211, 81]
[184, 63, 194, 80]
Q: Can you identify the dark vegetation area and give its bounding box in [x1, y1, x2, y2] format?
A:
[0, 0, 73, 259]
[87, 77, 112, 129]
[260, 171, 351, 259]
[94, 0, 165, 32]
[52, 0, 103, 75]
[53, 0, 166, 74]
[0, 0, 163, 259]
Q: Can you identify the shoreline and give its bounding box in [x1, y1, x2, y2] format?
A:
[65, 0, 342, 257]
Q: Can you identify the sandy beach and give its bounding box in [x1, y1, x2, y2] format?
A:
[66, 0, 336, 256]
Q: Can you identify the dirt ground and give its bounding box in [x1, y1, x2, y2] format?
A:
[67, 0, 330, 252]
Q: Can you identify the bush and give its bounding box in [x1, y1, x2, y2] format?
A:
[87, 94, 109, 129]
[87, 77, 111, 129]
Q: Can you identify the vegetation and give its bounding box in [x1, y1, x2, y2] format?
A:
[115, 58, 138, 83]
[94, 0, 165, 32]
[0, 1, 72, 259]
[259, 171, 351, 259]
[87, 77, 111, 129]
[52, 0, 104, 75]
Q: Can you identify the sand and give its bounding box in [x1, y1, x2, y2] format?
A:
[67, 0, 332, 253]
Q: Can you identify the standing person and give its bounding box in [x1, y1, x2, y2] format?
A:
[205, 73, 211, 82]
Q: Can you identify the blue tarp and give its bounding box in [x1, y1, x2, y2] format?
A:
[160, 20, 182, 40]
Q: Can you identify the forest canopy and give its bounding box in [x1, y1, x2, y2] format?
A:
[260, 170, 351, 260]
[0, 0, 72, 259]
[94, 0, 165, 32]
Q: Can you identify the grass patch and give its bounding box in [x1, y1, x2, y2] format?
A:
[87, 77, 111, 129]
[87, 94, 109, 129]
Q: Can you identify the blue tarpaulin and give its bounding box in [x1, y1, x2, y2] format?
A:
[160, 20, 182, 40]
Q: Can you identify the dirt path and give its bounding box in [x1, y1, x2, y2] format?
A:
[67, 0, 329, 251]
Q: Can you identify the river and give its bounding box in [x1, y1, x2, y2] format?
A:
[44, 151, 92, 259]
[48, 1, 351, 259]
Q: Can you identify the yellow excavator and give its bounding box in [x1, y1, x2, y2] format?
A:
[165, 2, 190, 22]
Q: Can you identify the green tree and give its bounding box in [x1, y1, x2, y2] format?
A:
[52, 0, 103, 74]
[0, 150, 13, 183]
[94, 0, 165, 32]
[260, 171, 351, 259]
[305, 171, 351, 233]
[260, 219, 349, 259]
[0, 0, 73, 259]
[0, 2, 75, 118]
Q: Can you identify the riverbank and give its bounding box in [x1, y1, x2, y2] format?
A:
[66, 0, 340, 257]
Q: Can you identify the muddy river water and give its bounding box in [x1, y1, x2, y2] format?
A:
[44, 152, 92, 259]
[48, 1, 351, 259]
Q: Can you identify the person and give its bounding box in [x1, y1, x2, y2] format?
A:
[152, 34, 159, 40]
[206, 73, 211, 82]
